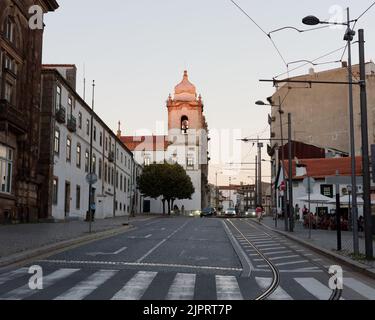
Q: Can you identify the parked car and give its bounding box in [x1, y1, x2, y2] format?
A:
[245, 209, 257, 218]
[225, 208, 236, 217]
[200, 207, 216, 217]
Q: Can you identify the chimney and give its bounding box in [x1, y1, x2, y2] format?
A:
[342, 61, 348, 68]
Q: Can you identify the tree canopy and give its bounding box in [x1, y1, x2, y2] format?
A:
[137, 163, 195, 214]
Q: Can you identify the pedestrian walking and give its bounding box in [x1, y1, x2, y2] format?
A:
[90, 202, 96, 222]
[295, 204, 300, 221]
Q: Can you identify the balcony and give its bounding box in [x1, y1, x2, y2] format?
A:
[0, 99, 27, 134]
[108, 151, 115, 163]
[56, 106, 66, 123]
[67, 115, 77, 132]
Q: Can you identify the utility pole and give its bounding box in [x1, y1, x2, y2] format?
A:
[288, 113, 294, 232]
[277, 96, 288, 232]
[336, 171, 342, 251]
[345, 7, 359, 255]
[255, 156, 258, 205]
[257, 139, 263, 207]
[359, 29, 373, 259]
[88, 80, 95, 233]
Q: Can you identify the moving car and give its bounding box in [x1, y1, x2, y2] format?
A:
[245, 209, 257, 218]
[200, 207, 216, 217]
[225, 208, 236, 217]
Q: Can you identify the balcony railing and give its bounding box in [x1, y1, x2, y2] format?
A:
[67, 115, 77, 132]
[56, 106, 66, 123]
[0, 99, 27, 134]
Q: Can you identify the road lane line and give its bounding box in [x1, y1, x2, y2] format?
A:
[255, 277, 293, 300]
[215, 275, 243, 300]
[0, 268, 28, 285]
[0, 268, 80, 300]
[145, 234, 152, 239]
[294, 278, 333, 300]
[166, 273, 196, 300]
[54, 270, 118, 300]
[136, 221, 190, 263]
[111, 271, 157, 300]
[344, 278, 375, 300]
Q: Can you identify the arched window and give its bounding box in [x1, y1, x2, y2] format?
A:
[181, 116, 189, 134]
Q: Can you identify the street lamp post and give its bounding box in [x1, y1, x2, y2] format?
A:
[303, 7, 359, 254]
[256, 99, 289, 231]
[88, 80, 95, 234]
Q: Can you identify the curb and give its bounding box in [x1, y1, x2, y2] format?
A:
[260, 221, 375, 280]
[0, 224, 136, 269]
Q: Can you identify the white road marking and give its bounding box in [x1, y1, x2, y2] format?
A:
[294, 278, 333, 300]
[344, 278, 375, 300]
[264, 250, 293, 255]
[111, 271, 157, 300]
[54, 270, 118, 300]
[255, 277, 293, 300]
[166, 273, 196, 300]
[215, 275, 243, 300]
[145, 234, 152, 239]
[37, 260, 243, 272]
[87, 246, 127, 256]
[136, 221, 190, 263]
[254, 255, 300, 262]
[257, 247, 285, 251]
[0, 268, 28, 285]
[257, 260, 309, 268]
[0, 268, 79, 300]
[255, 244, 282, 248]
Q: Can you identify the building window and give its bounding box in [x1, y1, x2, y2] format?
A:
[68, 96, 73, 114]
[320, 184, 334, 198]
[100, 132, 103, 147]
[4, 17, 16, 44]
[104, 162, 108, 183]
[112, 168, 115, 186]
[144, 157, 150, 166]
[4, 81, 14, 104]
[55, 85, 61, 112]
[54, 129, 60, 154]
[115, 201, 118, 211]
[94, 126, 97, 141]
[120, 174, 123, 191]
[116, 171, 119, 189]
[99, 158, 102, 180]
[0, 145, 13, 194]
[85, 151, 89, 173]
[76, 185, 81, 209]
[78, 112, 82, 129]
[52, 178, 58, 205]
[66, 138, 72, 162]
[121, 152, 123, 163]
[120, 203, 122, 211]
[124, 177, 127, 194]
[86, 119, 90, 136]
[105, 137, 108, 151]
[93, 154, 97, 174]
[76, 144, 81, 168]
[187, 157, 194, 167]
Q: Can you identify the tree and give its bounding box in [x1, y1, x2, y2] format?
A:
[137, 163, 195, 214]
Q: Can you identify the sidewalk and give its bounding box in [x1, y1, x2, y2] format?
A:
[260, 216, 375, 276]
[0, 214, 156, 266]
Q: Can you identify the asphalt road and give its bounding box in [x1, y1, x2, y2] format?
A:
[0, 216, 375, 300]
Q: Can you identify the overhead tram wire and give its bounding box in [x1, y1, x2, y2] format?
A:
[356, 1, 375, 21]
[228, 0, 288, 68]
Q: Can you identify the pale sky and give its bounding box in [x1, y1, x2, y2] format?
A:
[42, 0, 375, 186]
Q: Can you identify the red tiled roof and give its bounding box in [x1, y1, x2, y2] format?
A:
[282, 157, 362, 180]
[42, 64, 76, 68]
[120, 136, 169, 151]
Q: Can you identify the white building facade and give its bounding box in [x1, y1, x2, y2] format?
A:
[40, 65, 142, 221]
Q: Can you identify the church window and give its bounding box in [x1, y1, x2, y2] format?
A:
[181, 116, 189, 134]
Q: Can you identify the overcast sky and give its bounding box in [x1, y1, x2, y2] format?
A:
[42, 0, 375, 185]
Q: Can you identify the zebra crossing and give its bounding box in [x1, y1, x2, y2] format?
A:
[0, 267, 375, 300]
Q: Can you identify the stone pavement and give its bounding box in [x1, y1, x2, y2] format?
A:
[0, 214, 156, 260]
[261, 216, 375, 269]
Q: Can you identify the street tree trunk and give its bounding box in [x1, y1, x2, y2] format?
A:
[162, 198, 166, 215]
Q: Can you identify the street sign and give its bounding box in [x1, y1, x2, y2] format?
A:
[86, 173, 98, 185]
[303, 177, 315, 193]
[325, 176, 363, 185]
